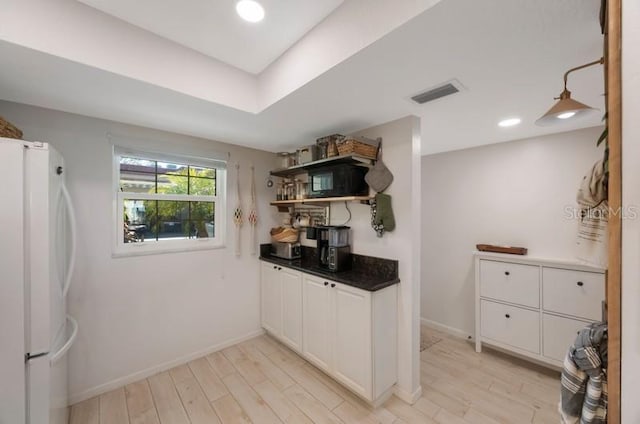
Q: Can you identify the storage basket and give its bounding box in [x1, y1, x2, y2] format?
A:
[0, 116, 23, 140]
[270, 227, 299, 243]
[336, 136, 379, 159]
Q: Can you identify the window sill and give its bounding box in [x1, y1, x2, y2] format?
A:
[112, 241, 226, 258]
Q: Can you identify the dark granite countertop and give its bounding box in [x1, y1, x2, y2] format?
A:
[259, 244, 399, 292]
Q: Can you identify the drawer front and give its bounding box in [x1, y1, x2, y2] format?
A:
[479, 260, 540, 308]
[542, 268, 605, 321]
[481, 300, 540, 354]
[543, 314, 592, 362]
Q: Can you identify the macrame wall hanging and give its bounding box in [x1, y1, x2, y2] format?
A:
[248, 165, 258, 255]
[233, 163, 243, 256]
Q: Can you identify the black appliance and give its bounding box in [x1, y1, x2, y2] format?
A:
[316, 226, 351, 272]
[307, 164, 369, 198]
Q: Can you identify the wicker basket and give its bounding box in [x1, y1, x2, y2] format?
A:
[270, 227, 299, 243]
[336, 136, 379, 159]
[0, 116, 23, 140]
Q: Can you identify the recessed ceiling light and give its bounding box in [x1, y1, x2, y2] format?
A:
[498, 118, 521, 127]
[557, 112, 576, 119]
[236, 0, 265, 23]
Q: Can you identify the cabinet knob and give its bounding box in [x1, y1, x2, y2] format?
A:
[504, 271, 510, 276]
[273, 266, 277, 269]
[331, 283, 336, 288]
[505, 314, 510, 319]
[324, 282, 329, 286]
[577, 281, 584, 287]
[278, 267, 282, 270]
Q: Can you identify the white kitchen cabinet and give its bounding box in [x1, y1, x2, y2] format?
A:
[260, 261, 398, 405]
[475, 252, 605, 368]
[260, 262, 303, 352]
[302, 274, 332, 372]
[260, 262, 282, 336]
[332, 282, 372, 397]
[302, 273, 396, 403]
[281, 268, 304, 352]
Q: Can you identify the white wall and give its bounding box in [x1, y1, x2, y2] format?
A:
[621, 0, 640, 420]
[326, 116, 422, 402]
[421, 127, 605, 336]
[0, 101, 279, 403]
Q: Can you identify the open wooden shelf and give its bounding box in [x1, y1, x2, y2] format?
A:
[270, 196, 373, 206]
[270, 154, 375, 177]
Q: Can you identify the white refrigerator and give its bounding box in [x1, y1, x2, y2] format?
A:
[0, 137, 78, 424]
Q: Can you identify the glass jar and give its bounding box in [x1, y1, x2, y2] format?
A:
[276, 182, 284, 201]
[295, 180, 308, 200]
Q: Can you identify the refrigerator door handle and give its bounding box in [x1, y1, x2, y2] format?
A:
[50, 315, 78, 365]
[60, 182, 76, 298]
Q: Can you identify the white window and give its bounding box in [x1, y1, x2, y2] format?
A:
[113, 146, 227, 256]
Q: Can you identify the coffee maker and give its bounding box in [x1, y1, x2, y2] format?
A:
[316, 226, 351, 272]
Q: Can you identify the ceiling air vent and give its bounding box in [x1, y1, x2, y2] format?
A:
[410, 80, 462, 104]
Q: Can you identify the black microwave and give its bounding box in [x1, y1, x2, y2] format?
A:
[307, 164, 369, 198]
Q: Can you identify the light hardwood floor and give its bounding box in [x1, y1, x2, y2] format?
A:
[70, 327, 561, 424]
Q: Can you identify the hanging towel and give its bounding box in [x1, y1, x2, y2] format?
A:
[576, 160, 608, 268]
[371, 193, 395, 237]
[560, 322, 608, 424]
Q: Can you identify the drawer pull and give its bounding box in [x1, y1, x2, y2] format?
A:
[278, 267, 282, 270]
[505, 314, 511, 319]
[324, 282, 329, 286]
[273, 266, 277, 269]
[331, 283, 336, 288]
[577, 281, 584, 287]
[504, 271, 510, 276]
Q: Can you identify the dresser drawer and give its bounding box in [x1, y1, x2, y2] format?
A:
[479, 260, 540, 308]
[480, 300, 540, 354]
[542, 268, 605, 321]
[543, 314, 592, 362]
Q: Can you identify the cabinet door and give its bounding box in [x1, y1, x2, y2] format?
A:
[543, 313, 592, 362]
[261, 263, 282, 336]
[479, 260, 540, 308]
[480, 300, 540, 354]
[332, 282, 372, 399]
[280, 268, 303, 352]
[302, 275, 331, 372]
[542, 267, 605, 321]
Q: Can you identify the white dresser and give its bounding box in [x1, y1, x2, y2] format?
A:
[474, 252, 605, 367]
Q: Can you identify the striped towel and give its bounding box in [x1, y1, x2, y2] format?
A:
[560, 322, 608, 424]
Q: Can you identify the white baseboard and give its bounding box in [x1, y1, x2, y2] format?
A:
[393, 384, 422, 405]
[420, 317, 472, 341]
[69, 328, 265, 405]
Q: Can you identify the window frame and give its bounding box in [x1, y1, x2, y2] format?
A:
[112, 146, 227, 257]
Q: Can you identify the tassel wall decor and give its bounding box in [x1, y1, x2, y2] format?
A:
[248, 165, 258, 255]
[233, 163, 243, 256]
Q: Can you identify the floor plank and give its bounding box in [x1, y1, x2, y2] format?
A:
[383, 396, 437, 424]
[222, 373, 282, 424]
[207, 351, 238, 378]
[212, 394, 253, 424]
[283, 384, 344, 424]
[170, 363, 222, 424]
[147, 372, 190, 424]
[239, 341, 295, 390]
[124, 380, 160, 424]
[188, 357, 229, 402]
[70, 396, 100, 424]
[71, 326, 561, 424]
[253, 380, 314, 424]
[99, 388, 130, 424]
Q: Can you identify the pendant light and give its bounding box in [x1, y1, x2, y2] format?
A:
[535, 58, 603, 126]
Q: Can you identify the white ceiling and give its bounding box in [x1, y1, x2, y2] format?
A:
[76, 0, 344, 74]
[0, 0, 604, 155]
